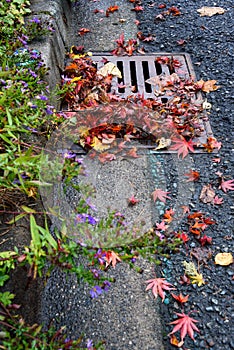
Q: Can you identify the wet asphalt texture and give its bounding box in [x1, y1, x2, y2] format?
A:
[137, 0, 234, 349]
[41, 1, 234, 350]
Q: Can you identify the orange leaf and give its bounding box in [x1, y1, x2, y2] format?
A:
[184, 170, 200, 182]
[106, 5, 119, 16]
[171, 292, 189, 304]
[78, 27, 90, 36]
[202, 80, 220, 93]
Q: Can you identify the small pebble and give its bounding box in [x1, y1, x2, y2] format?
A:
[205, 306, 214, 312]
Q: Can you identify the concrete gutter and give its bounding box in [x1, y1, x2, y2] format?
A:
[31, 0, 165, 348]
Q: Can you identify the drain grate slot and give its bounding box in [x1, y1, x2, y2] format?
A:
[142, 61, 152, 94]
[130, 61, 138, 92]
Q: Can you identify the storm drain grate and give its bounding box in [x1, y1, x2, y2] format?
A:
[92, 52, 194, 100]
[91, 52, 214, 149]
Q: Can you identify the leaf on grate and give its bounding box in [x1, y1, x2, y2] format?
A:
[97, 62, 122, 79]
[170, 136, 195, 159]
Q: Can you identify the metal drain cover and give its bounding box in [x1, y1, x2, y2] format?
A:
[91, 52, 214, 148]
[92, 52, 194, 99]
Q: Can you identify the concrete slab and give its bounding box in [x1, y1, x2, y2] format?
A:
[32, 0, 166, 348]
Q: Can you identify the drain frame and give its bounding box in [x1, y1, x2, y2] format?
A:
[90, 52, 214, 152]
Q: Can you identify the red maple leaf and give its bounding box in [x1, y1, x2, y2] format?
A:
[171, 293, 189, 304]
[131, 6, 144, 11]
[152, 188, 171, 203]
[176, 232, 189, 243]
[212, 195, 223, 205]
[220, 178, 234, 192]
[145, 277, 175, 301]
[105, 250, 121, 268]
[199, 235, 212, 246]
[168, 312, 200, 343]
[170, 136, 195, 159]
[184, 170, 200, 182]
[128, 195, 139, 206]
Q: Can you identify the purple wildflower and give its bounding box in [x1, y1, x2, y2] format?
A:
[18, 36, 28, 46]
[28, 102, 37, 109]
[155, 231, 165, 241]
[45, 105, 54, 115]
[85, 197, 97, 211]
[94, 249, 106, 265]
[90, 285, 103, 298]
[30, 51, 40, 60]
[86, 339, 93, 349]
[63, 150, 76, 159]
[102, 280, 111, 291]
[87, 215, 99, 225]
[37, 94, 48, 101]
[29, 17, 41, 24]
[91, 269, 100, 279]
[47, 26, 55, 32]
[75, 213, 87, 224]
[75, 156, 84, 164]
[29, 69, 37, 78]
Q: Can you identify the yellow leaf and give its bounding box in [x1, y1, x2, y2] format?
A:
[71, 76, 82, 83]
[77, 126, 90, 138]
[183, 261, 205, 287]
[215, 252, 233, 266]
[155, 137, 171, 150]
[197, 6, 226, 17]
[190, 273, 205, 287]
[97, 62, 122, 79]
[91, 136, 110, 152]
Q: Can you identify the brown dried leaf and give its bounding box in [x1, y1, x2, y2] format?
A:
[199, 184, 215, 203]
[215, 252, 233, 266]
[197, 6, 226, 17]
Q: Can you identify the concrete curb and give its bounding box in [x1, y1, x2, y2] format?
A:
[31, 0, 166, 348]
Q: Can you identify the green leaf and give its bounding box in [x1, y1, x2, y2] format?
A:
[7, 213, 27, 224]
[6, 108, 12, 126]
[30, 215, 41, 249]
[0, 291, 15, 306]
[21, 205, 36, 213]
[37, 225, 58, 250]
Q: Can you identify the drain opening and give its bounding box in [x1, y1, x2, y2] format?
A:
[142, 61, 152, 93]
[155, 61, 162, 75]
[117, 61, 125, 93]
[130, 61, 138, 93]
